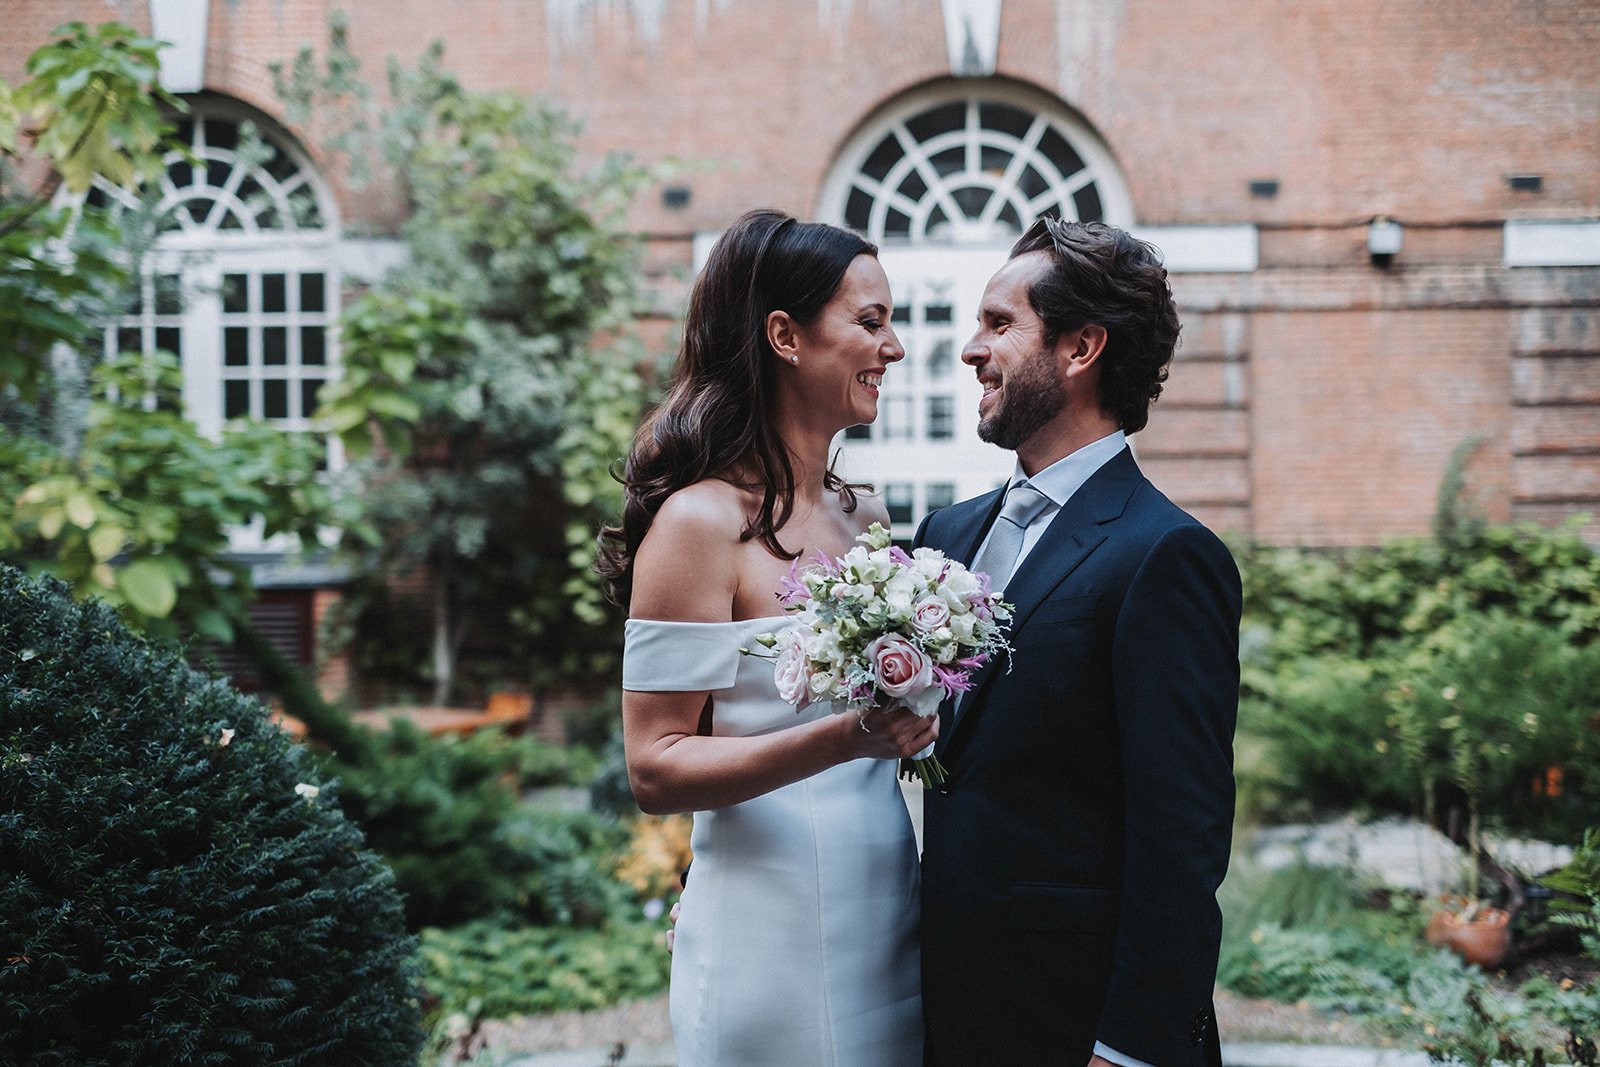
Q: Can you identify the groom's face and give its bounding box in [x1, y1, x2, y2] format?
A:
[963, 252, 1067, 451]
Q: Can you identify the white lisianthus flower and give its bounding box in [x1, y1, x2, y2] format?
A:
[949, 613, 977, 643]
[884, 573, 918, 619]
[937, 568, 981, 610]
[839, 546, 873, 580]
[294, 783, 320, 799]
[805, 627, 847, 667]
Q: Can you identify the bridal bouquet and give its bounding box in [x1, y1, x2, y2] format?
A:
[742, 523, 1013, 789]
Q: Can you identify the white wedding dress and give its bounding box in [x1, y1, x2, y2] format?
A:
[623, 616, 923, 1067]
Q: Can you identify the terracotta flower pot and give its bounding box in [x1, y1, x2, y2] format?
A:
[1426, 903, 1511, 969]
[1424, 894, 1473, 948]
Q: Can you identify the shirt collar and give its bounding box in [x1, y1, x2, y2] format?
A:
[1009, 430, 1127, 508]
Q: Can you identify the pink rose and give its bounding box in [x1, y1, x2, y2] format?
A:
[772, 628, 811, 706]
[911, 596, 951, 634]
[866, 634, 934, 702]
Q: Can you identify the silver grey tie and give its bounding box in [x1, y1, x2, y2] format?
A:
[968, 480, 1054, 594]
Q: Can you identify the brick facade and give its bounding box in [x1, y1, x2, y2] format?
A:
[5, 0, 1597, 545]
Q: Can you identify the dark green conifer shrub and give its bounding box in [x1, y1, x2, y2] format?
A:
[330, 721, 628, 929]
[0, 566, 423, 1065]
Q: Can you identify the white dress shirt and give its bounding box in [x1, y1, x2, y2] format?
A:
[971, 430, 1127, 571]
[970, 429, 1155, 1067]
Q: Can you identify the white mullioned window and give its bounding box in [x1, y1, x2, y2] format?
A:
[77, 102, 340, 452]
[820, 82, 1133, 246]
[821, 81, 1134, 537]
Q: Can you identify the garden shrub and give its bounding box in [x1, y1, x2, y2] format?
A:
[0, 566, 422, 1065]
[1239, 657, 1413, 819]
[1220, 858, 1375, 937]
[1389, 616, 1600, 843]
[419, 918, 670, 1019]
[326, 721, 626, 929]
[1236, 520, 1600, 840]
[1217, 921, 1426, 1015]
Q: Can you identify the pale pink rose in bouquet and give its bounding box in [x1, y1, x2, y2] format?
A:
[911, 597, 951, 635]
[772, 628, 812, 706]
[742, 523, 1013, 788]
[867, 634, 936, 710]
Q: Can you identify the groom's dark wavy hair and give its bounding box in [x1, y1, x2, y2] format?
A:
[1010, 216, 1180, 434]
[597, 209, 875, 607]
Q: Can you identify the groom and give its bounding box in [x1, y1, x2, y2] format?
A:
[914, 217, 1241, 1066]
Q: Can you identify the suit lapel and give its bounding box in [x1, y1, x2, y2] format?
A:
[949, 487, 1005, 567]
[935, 448, 1144, 764]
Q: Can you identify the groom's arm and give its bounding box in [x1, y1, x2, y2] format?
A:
[1097, 523, 1241, 1065]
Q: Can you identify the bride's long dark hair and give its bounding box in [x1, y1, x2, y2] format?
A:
[596, 209, 877, 608]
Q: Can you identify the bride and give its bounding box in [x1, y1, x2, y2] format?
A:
[596, 209, 934, 1065]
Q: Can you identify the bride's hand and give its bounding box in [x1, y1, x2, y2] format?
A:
[843, 703, 938, 761]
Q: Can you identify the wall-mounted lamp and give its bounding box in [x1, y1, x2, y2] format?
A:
[662, 186, 692, 210]
[1367, 216, 1402, 267]
[1248, 179, 1280, 199]
[1508, 174, 1543, 193]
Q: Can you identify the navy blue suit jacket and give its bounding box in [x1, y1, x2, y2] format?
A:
[914, 447, 1241, 1066]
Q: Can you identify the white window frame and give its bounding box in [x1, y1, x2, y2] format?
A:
[818, 81, 1135, 245]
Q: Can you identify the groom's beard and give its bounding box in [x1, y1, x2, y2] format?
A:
[977, 344, 1067, 451]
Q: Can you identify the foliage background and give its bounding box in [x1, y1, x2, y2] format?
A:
[276, 25, 652, 704]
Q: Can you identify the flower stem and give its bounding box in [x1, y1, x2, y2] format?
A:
[911, 755, 947, 790]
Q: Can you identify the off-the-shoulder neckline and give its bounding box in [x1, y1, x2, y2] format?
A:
[625, 614, 790, 626]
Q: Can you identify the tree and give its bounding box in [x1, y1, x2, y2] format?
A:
[0, 21, 173, 399]
[276, 25, 651, 704]
[0, 23, 331, 644]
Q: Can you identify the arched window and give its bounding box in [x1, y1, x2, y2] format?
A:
[818, 82, 1134, 537]
[819, 81, 1133, 245]
[77, 101, 340, 446]
[87, 110, 328, 235]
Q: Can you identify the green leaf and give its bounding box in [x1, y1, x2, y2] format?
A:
[115, 557, 178, 617]
[65, 491, 96, 529]
[37, 506, 67, 540]
[190, 608, 236, 644]
[87, 523, 126, 562]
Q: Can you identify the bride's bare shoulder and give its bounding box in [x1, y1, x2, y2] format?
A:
[631, 480, 747, 621]
[649, 479, 751, 542]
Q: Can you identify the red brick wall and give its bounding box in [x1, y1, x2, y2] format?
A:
[4, 0, 1597, 547]
[1248, 308, 1515, 544]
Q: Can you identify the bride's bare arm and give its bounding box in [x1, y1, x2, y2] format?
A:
[623, 489, 936, 816]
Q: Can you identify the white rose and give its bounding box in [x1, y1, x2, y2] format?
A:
[772, 628, 812, 705]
